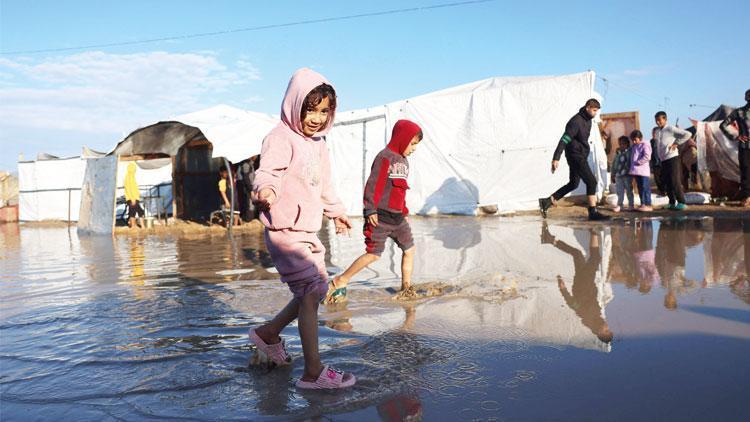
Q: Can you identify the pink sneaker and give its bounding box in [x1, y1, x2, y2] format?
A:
[638, 205, 653, 212]
[612, 206, 621, 213]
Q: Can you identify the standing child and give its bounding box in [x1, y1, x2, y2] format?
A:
[611, 136, 634, 212]
[649, 126, 666, 195]
[250, 68, 355, 389]
[629, 130, 653, 212]
[124, 162, 145, 228]
[654, 111, 692, 210]
[324, 120, 423, 304]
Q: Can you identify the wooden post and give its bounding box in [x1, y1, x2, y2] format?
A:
[171, 156, 177, 223]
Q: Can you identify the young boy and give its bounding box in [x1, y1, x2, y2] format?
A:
[654, 111, 692, 210]
[610, 135, 634, 212]
[539, 99, 609, 221]
[719, 89, 750, 207]
[324, 119, 423, 303]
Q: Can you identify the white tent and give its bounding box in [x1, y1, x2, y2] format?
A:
[18, 155, 87, 221]
[327, 71, 608, 215]
[179, 104, 277, 163]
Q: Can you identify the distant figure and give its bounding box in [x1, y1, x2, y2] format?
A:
[610, 135, 634, 212]
[323, 119, 423, 304]
[719, 89, 750, 207]
[248, 68, 354, 389]
[236, 157, 257, 222]
[541, 224, 613, 343]
[649, 126, 666, 195]
[218, 165, 240, 226]
[654, 111, 692, 210]
[629, 130, 653, 212]
[124, 162, 144, 229]
[538, 99, 609, 221]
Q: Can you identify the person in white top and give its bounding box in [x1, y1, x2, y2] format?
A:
[654, 111, 692, 210]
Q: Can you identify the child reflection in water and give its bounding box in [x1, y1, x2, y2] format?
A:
[541, 223, 613, 343]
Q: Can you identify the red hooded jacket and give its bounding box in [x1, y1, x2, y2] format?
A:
[363, 119, 422, 218]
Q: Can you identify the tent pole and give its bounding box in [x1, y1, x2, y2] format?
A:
[224, 157, 234, 235]
[67, 188, 71, 222]
[362, 121, 367, 190]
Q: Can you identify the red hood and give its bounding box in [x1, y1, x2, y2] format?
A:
[387, 120, 422, 155]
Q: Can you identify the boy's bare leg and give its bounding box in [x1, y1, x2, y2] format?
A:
[335, 253, 379, 288]
[401, 247, 415, 291]
[298, 291, 325, 381]
[255, 298, 300, 344]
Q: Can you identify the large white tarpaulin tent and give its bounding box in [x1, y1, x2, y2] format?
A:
[327, 71, 608, 215]
[18, 155, 87, 222]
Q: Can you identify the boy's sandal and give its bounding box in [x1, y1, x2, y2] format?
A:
[323, 278, 347, 304]
[295, 365, 356, 389]
[248, 328, 292, 366]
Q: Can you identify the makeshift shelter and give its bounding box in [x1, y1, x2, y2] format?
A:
[326, 71, 608, 215]
[78, 105, 276, 233]
[695, 104, 742, 198]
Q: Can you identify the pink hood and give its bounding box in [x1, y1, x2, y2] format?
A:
[280, 67, 336, 138]
[253, 68, 346, 232]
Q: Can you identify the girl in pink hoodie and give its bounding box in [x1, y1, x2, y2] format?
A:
[249, 68, 355, 389]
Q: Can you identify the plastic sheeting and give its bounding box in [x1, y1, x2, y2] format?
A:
[18, 157, 86, 221]
[696, 121, 740, 183]
[179, 105, 277, 163]
[327, 71, 608, 216]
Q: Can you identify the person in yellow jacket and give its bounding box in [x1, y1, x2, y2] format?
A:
[125, 162, 145, 228]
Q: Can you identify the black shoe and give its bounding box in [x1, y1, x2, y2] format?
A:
[588, 208, 610, 221]
[539, 197, 553, 219]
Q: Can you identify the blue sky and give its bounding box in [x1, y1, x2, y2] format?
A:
[1, 0, 747, 171]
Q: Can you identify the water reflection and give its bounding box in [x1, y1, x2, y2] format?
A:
[1, 216, 749, 420]
[541, 224, 613, 343]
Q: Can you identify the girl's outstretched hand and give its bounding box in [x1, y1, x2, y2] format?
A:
[253, 188, 276, 210]
[334, 215, 352, 236]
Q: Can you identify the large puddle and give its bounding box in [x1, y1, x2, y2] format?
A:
[1, 217, 748, 420]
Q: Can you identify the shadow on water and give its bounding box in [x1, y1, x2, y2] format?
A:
[1, 216, 749, 420]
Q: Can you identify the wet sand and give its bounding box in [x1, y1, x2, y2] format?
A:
[1, 216, 749, 420]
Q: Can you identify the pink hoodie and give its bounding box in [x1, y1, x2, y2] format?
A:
[254, 68, 346, 232]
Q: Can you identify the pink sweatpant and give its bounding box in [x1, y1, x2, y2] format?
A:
[264, 228, 329, 299]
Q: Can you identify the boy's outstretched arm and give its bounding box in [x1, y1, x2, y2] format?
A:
[552, 120, 579, 162]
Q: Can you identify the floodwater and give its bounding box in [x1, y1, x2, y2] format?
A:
[1, 216, 749, 421]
